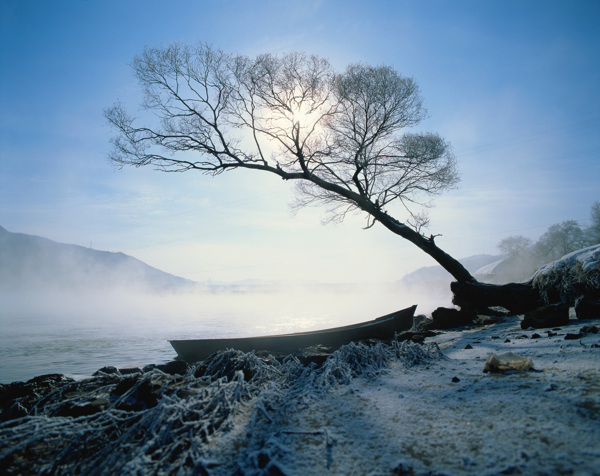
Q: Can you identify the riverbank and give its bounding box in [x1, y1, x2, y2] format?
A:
[1, 315, 599, 475]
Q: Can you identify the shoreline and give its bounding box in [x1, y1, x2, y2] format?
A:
[1, 315, 599, 474]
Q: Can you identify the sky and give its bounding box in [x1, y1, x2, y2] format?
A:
[1, 0, 599, 285]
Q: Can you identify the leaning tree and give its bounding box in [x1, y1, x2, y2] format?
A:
[106, 44, 540, 314]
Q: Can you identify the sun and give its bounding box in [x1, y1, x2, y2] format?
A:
[290, 101, 308, 126]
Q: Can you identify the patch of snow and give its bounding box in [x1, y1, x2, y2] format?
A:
[533, 244, 600, 277]
[474, 258, 507, 278]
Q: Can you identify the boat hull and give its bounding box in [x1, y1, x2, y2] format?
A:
[169, 305, 417, 363]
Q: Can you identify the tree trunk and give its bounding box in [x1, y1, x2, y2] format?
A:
[302, 174, 543, 316]
[372, 209, 545, 315]
[373, 209, 475, 283]
[451, 280, 543, 315]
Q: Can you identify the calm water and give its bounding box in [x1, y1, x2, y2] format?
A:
[0, 285, 418, 383]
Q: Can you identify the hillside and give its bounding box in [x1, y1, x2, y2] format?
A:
[0, 226, 195, 292]
[400, 254, 505, 286]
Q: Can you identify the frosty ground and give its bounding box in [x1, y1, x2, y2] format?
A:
[1, 313, 599, 475]
[236, 315, 600, 475]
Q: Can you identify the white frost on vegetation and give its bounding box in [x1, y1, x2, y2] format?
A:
[533, 244, 600, 276]
[0, 341, 443, 475]
[2, 319, 600, 475]
[531, 244, 600, 304]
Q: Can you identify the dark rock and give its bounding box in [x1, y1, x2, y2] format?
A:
[0, 374, 74, 422]
[521, 303, 570, 329]
[474, 315, 499, 326]
[297, 354, 330, 366]
[410, 334, 425, 344]
[112, 377, 139, 397]
[565, 333, 583, 340]
[135, 379, 163, 409]
[396, 330, 435, 342]
[452, 376, 460, 383]
[108, 375, 164, 411]
[575, 296, 600, 320]
[431, 307, 476, 329]
[464, 344, 473, 349]
[7, 401, 28, 419]
[93, 366, 120, 376]
[119, 367, 142, 375]
[531, 333, 541, 339]
[143, 364, 158, 373]
[581, 325, 599, 334]
[161, 360, 189, 376]
[411, 314, 433, 331]
[547, 331, 557, 337]
[55, 399, 110, 418]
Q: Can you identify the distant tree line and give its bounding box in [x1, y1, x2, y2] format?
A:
[495, 201, 600, 281]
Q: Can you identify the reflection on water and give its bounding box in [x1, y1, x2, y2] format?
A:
[0, 284, 423, 383]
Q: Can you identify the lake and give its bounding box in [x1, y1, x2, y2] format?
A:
[0, 284, 425, 383]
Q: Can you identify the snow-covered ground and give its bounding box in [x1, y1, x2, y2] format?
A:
[237, 315, 600, 475]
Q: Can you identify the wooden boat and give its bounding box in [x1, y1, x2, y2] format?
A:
[169, 305, 417, 363]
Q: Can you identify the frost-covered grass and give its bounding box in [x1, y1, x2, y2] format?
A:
[532, 244, 600, 304]
[2, 318, 599, 475]
[0, 340, 443, 475]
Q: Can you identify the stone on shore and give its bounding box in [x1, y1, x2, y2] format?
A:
[521, 303, 570, 329]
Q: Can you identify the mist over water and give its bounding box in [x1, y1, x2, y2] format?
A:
[0, 282, 441, 383]
[0, 226, 454, 383]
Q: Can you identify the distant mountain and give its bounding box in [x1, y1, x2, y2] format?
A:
[0, 226, 196, 291]
[400, 254, 504, 286]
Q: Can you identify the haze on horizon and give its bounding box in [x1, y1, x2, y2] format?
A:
[1, 0, 599, 286]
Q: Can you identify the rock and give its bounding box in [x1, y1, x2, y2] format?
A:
[521, 303, 570, 329]
[483, 352, 534, 373]
[575, 295, 600, 320]
[93, 366, 120, 376]
[160, 360, 189, 376]
[564, 333, 583, 340]
[0, 374, 74, 422]
[55, 399, 111, 418]
[474, 315, 499, 326]
[581, 325, 599, 334]
[411, 314, 434, 331]
[431, 307, 476, 329]
[7, 402, 28, 419]
[111, 376, 163, 411]
[297, 353, 330, 367]
[410, 334, 425, 344]
[396, 330, 435, 342]
[119, 367, 142, 375]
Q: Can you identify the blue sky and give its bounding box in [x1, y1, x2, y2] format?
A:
[1, 0, 599, 284]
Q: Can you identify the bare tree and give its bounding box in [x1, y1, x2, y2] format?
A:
[498, 235, 533, 258]
[106, 44, 474, 284]
[588, 201, 600, 244]
[106, 44, 553, 314]
[533, 220, 587, 262]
